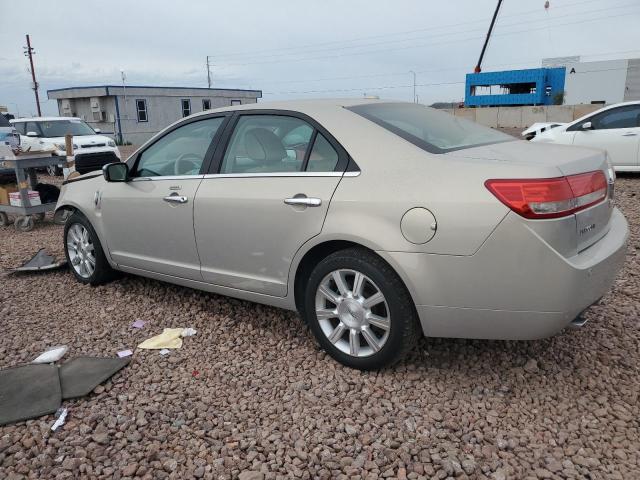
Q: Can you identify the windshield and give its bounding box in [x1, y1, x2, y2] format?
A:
[37, 120, 96, 137]
[348, 103, 513, 153]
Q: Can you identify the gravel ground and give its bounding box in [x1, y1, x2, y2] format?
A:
[0, 169, 638, 479]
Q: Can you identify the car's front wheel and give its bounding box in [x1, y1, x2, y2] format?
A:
[64, 212, 116, 285]
[303, 248, 420, 370]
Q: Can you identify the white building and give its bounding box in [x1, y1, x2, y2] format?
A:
[543, 57, 640, 105]
[48, 85, 262, 145]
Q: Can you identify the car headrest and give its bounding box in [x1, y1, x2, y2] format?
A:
[245, 128, 286, 165]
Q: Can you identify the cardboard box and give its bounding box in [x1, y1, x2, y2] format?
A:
[0, 184, 18, 205]
[9, 190, 41, 207]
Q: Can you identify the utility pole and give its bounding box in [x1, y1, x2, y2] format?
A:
[474, 0, 504, 73]
[23, 34, 42, 116]
[206, 56, 213, 88]
[409, 70, 417, 103]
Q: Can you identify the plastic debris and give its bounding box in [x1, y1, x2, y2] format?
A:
[117, 350, 133, 358]
[181, 328, 197, 337]
[51, 407, 67, 431]
[138, 327, 197, 350]
[131, 320, 146, 329]
[32, 346, 68, 364]
[159, 349, 170, 356]
[13, 249, 67, 273]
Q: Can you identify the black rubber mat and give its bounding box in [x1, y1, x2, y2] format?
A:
[59, 357, 130, 399]
[13, 249, 67, 272]
[0, 364, 61, 426]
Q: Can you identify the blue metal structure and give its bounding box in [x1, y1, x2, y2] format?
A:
[465, 67, 566, 107]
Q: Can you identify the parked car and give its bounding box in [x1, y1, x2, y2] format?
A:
[524, 101, 640, 172]
[0, 113, 20, 151]
[56, 99, 628, 369]
[0, 113, 21, 182]
[10, 117, 121, 176]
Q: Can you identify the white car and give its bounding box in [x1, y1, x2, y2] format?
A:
[10, 117, 121, 177]
[525, 101, 640, 172]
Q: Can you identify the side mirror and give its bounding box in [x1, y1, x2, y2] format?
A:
[94, 128, 101, 134]
[26, 131, 38, 137]
[103, 162, 129, 182]
[581, 121, 593, 130]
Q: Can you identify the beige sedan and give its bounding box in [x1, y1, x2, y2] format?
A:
[56, 99, 628, 369]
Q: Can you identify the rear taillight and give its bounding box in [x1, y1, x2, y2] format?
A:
[485, 170, 608, 219]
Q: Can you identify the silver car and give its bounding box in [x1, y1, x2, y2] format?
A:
[56, 99, 628, 369]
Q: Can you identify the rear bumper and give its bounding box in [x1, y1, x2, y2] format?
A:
[382, 207, 628, 340]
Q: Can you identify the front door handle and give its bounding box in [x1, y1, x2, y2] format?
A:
[163, 194, 188, 204]
[622, 132, 637, 137]
[284, 196, 322, 207]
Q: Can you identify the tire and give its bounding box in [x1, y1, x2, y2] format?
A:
[64, 212, 117, 285]
[0, 212, 9, 227]
[14, 215, 34, 232]
[303, 247, 420, 370]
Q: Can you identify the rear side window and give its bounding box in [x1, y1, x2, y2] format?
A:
[221, 115, 314, 174]
[348, 103, 513, 153]
[307, 134, 339, 172]
[591, 106, 640, 130]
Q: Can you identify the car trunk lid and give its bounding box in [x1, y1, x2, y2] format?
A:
[454, 140, 615, 255]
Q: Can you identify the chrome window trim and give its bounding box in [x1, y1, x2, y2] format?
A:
[131, 175, 204, 182]
[129, 171, 361, 181]
[201, 171, 360, 179]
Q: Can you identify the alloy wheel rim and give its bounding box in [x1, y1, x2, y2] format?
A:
[315, 269, 390, 357]
[67, 224, 96, 278]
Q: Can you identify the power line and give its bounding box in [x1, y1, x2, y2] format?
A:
[217, 6, 640, 68]
[252, 48, 640, 88]
[263, 80, 465, 96]
[262, 63, 640, 97]
[211, 0, 611, 61]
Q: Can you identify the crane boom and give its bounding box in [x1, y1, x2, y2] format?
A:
[474, 0, 504, 73]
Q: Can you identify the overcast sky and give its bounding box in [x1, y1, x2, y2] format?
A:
[1, 0, 639, 116]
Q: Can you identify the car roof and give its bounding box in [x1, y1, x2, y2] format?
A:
[10, 116, 81, 123]
[190, 97, 391, 118]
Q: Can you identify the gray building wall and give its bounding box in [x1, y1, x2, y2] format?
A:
[48, 86, 261, 145]
[624, 59, 640, 101]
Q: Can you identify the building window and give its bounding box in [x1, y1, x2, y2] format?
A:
[202, 99, 212, 110]
[181, 99, 191, 117]
[136, 99, 148, 122]
[231, 99, 242, 106]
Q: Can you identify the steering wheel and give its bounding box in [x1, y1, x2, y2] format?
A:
[174, 153, 202, 175]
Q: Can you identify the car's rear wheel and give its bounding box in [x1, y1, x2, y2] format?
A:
[64, 212, 116, 285]
[303, 248, 420, 370]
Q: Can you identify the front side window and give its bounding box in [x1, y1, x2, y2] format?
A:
[221, 115, 316, 174]
[25, 122, 43, 136]
[181, 99, 191, 117]
[13, 122, 26, 135]
[202, 99, 212, 110]
[348, 103, 513, 153]
[34, 120, 95, 137]
[589, 106, 640, 130]
[133, 117, 224, 177]
[136, 99, 148, 122]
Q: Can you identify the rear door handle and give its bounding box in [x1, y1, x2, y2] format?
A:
[284, 196, 322, 207]
[163, 194, 188, 204]
[622, 132, 637, 137]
